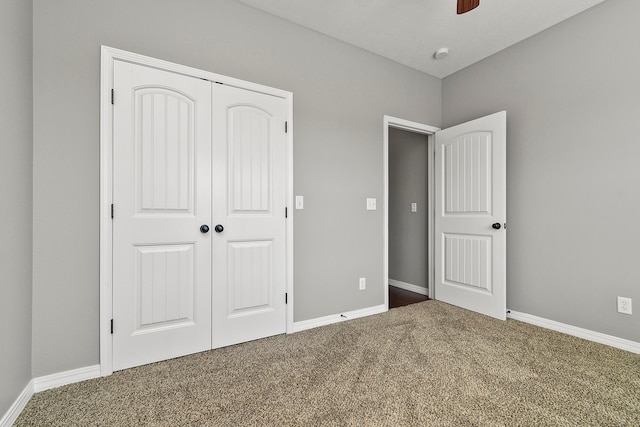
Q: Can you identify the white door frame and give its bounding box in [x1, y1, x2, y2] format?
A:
[383, 116, 439, 308]
[100, 46, 294, 376]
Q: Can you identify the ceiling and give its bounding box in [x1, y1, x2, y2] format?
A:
[234, 0, 606, 78]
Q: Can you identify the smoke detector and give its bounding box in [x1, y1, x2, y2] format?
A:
[434, 47, 449, 60]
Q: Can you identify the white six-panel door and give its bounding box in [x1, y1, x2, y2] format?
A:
[112, 61, 213, 370]
[211, 84, 288, 348]
[434, 111, 507, 320]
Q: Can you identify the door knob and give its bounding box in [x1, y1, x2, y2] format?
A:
[491, 223, 501, 230]
[214, 224, 224, 233]
[200, 225, 210, 233]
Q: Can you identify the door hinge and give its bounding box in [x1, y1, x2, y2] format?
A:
[111, 204, 114, 219]
[285, 121, 288, 133]
[285, 207, 288, 218]
[110, 319, 114, 334]
[285, 293, 288, 304]
[111, 89, 114, 105]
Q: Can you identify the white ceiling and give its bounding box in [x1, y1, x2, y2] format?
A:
[234, 0, 606, 78]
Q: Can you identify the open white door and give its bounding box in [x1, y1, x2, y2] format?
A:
[434, 111, 506, 320]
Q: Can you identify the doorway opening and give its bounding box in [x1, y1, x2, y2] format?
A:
[383, 116, 438, 310]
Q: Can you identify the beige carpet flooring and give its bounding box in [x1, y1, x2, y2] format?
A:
[15, 301, 640, 426]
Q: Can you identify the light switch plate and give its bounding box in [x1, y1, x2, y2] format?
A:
[411, 202, 417, 212]
[366, 198, 376, 210]
[295, 195, 304, 209]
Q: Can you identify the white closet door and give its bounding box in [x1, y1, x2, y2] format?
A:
[434, 111, 507, 320]
[211, 84, 288, 348]
[112, 61, 212, 370]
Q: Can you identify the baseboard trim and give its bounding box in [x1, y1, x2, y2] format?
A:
[0, 380, 34, 427]
[507, 310, 640, 354]
[388, 279, 428, 296]
[1, 365, 101, 425]
[33, 364, 101, 393]
[291, 304, 387, 333]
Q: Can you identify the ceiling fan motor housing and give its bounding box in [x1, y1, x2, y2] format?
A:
[458, 0, 480, 14]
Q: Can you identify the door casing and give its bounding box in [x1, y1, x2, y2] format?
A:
[383, 116, 439, 308]
[100, 46, 294, 377]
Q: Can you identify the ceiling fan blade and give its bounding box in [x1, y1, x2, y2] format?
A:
[457, 0, 480, 14]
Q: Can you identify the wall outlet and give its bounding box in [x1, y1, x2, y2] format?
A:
[295, 195, 304, 209]
[617, 297, 632, 315]
[359, 277, 366, 290]
[411, 202, 417, 213]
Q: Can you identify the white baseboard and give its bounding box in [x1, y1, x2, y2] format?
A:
[1, 365, 101, 426]
[389, 279, 428, 296]
[507, 310, 640, 354]
[0, 380, 33, 427]
[291, 304, 387, 333]
[33, 364, 101, 393]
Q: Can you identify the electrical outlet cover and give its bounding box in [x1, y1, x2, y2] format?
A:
[617, 297, 632, 315]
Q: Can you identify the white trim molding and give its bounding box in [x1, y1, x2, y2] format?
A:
[389, 279, 428, 296]
[1, 365, 102, 426]
[291, 304, 387, 333]
[508, 310, 640, 354]
[285, 93, 295, 338]
[383, 115, 439, 308]
[33, 365, 101, 393]
[0, 380, 33, 427]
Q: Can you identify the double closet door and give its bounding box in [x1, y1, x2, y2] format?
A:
[111, 61, 287, 371]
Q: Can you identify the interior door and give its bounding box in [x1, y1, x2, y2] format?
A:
[211, 84, 288, 348]
[112, 61, 212, 370]
[434, 111, 506, 320]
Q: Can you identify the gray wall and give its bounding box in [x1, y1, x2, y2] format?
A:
[442, 0, 640, 342]
[32, 0, 441, 376]
[0, 0, 33, 415]
[388, 128, 428, 289]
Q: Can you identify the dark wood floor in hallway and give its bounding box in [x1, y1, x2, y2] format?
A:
[389, 285, 429, 309]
